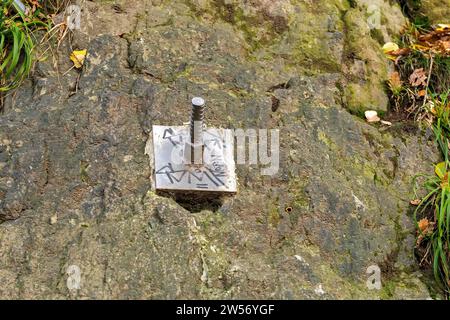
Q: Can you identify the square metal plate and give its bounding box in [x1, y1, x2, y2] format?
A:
[151, 125, 237, 193]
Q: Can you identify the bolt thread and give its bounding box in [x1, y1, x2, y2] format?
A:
[189, 98, 205, 164]
[190, 101, 205, 145]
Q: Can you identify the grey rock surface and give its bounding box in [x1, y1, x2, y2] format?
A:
[420, 0, 450, 24]
[0, 0, 442, 299]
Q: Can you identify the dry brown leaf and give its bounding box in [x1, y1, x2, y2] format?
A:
[419, 33, 435, 42]
[409, 68, 427, 87]
[389, 47, 412, 56]
[418, 218, 435, 236]
[442, 172, 449, 189]
[410, 199, 421, 206]
[416, 217, 434, 246]
[440, 40, 450, 53]
[389, 71, 402, 87]
[415, 26, 450, 56]
[418, 218, 429, 232]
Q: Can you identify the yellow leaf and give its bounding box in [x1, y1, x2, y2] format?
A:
[411, 44, 430, 51]
[382, 42, 399, 54]
[386, 55, 397, 61]
[70, 49, 87, 69]
[435, 162, 446, 179]
[436, 24, 450, 32]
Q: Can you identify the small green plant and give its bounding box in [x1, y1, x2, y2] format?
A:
[0, 0, 50, 92]
[431, 91, 450, 130]
[385, 19, 450, 296]
[414, 117, 450, 297]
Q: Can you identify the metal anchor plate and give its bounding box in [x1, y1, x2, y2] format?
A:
[151, 125, 237, 193]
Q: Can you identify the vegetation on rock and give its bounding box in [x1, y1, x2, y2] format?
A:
[0, 0, 45, 92]
[382, 7, 450, 295]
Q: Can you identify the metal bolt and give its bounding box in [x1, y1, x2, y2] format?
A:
[189, 97, 205, 164]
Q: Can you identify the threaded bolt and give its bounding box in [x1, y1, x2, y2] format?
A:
[190, 97, 205, 164]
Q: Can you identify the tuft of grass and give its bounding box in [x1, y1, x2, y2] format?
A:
[413, 93, 450, 297]
[0, 0, 53, 93]
[1, 1, 41, 92]
[413, 116, 450, 296]
[386, 17, 450, 297]
[1, 1, 31, 92]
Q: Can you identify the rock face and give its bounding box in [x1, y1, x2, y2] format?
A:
[420, 0, 450, 23]
[0, 0, 442, 299]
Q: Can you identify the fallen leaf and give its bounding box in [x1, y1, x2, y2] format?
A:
[409, 68, 427, 87]
[382, 42, 399, 54]
[389, 47, 411, 56]
[418, 218, 429, 232]
[440, 40, 450, 53]
[415, 26, 450, 56]
[411, 43, 430, 51]
[442, 172, 449, 189]
[70, 49, 87, 69]
[410, 199, 421, 206]
[365, 110, 380, 123]
[418, 218, 435, 236]
[435, 162, 447, 179]
[436, 24, 450, 32]
[416, 217, 435, 246]
[388, 71, 403, 92]
[382, 42, 400, 61]
[389, 71, 402, 86]
[418, 89, 427, 97]
[419, 33, 436, 42]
